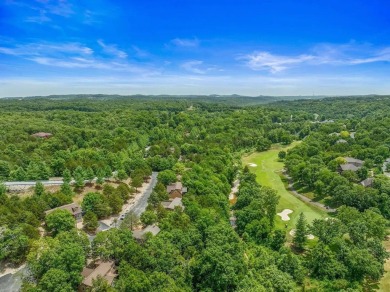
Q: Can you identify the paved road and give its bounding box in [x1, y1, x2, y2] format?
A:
[284, 172, 336, 213]
[88, 171, 158, 240]
[128, 172, 158, 217]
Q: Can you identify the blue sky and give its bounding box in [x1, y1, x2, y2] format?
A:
[1, 0, 390, 96]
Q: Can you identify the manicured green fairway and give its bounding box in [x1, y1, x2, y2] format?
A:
[242, 142, 327, 230]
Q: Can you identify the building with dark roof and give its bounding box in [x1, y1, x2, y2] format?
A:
[340, 164, 360, 172]
[360, 177, 374, 188]
[344, 157, 364, 167]
[166, 182, 187, 199]
[45, 203, 82, 221]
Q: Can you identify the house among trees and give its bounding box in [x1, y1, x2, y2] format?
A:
[360, 177, 374, 188]
[229, 216, 237, 228]
[161, 197, 185, 210]
[80, 260, 117, 290]
[166, 181, 187, 199]
[382, 158, 390, 176]
[45, 203, 83, 221]
[340, 157, 364, 172]
[31, 132, 53, 138]
[336, 139, 348, 144]
[132, 224, 160, 241]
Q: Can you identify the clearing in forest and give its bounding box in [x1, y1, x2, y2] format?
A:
[242, 142, 327, 230]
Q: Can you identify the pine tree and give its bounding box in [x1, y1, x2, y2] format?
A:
[73, 166, 85, 189]
[62, 169, 72, 184]
[61, 169, 73, 195]
[293, 212, 307, 251]
[34, 181, 45, 196]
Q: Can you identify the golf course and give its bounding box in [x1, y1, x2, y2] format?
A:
[242, 142, 327, 230]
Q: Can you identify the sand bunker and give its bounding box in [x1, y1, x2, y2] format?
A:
[277, 209, 293, 221]
[289, 229, 315, 240]
[248, 163, 257, 167]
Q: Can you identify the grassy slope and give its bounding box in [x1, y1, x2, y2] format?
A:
[242, 142, 327, 231]
[379, 239, 390, 292]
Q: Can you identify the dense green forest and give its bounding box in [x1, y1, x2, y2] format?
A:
[0, 95, 389, 291]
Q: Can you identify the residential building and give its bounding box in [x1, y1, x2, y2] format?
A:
[132, 225, 160, 241]
[31, 132, 52, 138]
[360, 177, 374, 188]
[161, 197, 185, 210]
[166, 181, 187, 199]
[344, 157, 364, 167]
[45, 203, 83, 221]
[80, 261, 117, 290]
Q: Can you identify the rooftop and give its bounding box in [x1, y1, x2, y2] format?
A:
[31, 132, 52, 138]
[344, 157, 364, 165]
[360, 177, 374, 187]
[132, 225, 160, 240]
[161, 197, 184, 210]
[45, 203, 82, 216]
[167, 182, 187, 193]
[81, 261, 117, 287]
[340, 164, 360, 172]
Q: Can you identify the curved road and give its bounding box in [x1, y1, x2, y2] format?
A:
[283, 172, 336, 213]
[0, 172, 159, 290]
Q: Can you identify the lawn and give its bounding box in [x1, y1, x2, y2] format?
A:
[379, 239, 390, 292]
[242, 142, 327, 231]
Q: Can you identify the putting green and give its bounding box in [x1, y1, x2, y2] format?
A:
[242, 142, 327, 230]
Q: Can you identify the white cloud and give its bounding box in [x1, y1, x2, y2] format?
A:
[132, 46, 149, 58]
[171, 38, 199, 47]
[97, 40, 127, 58]
[35, 0, 74, 17]
[241, 43, 390, 72]
[180, 60, 219, 74]
[28, 56, 156, 74]
[0, 41, 157, 74]
[241, 52, 315, 72]
[181, 60, 206, 74]
[0, 42, 93, 56]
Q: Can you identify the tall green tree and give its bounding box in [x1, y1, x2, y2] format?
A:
[83, 211, 99, 233]
[45, 209, 76, 236]
[34, 181, 45, 196]
[293, 213, 307, 251]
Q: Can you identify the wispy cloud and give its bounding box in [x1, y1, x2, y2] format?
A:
[28, 56, 146, 73]
[97, 39, 127, 58]
[25, 10, 51, 23]
[181, 60, 205, 74]
[132, 46, 149, 58]
[35, 0, 74, 17]
[241, 43, 390, 72]
[241, 52, 314, 73]
[0, 41, 157, 74]
[171, 37, 199, 48]
[0, 42, 93, 56]
[181, 60, 219, 74]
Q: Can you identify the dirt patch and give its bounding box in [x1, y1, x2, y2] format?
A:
[72, 180, 126, 205]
